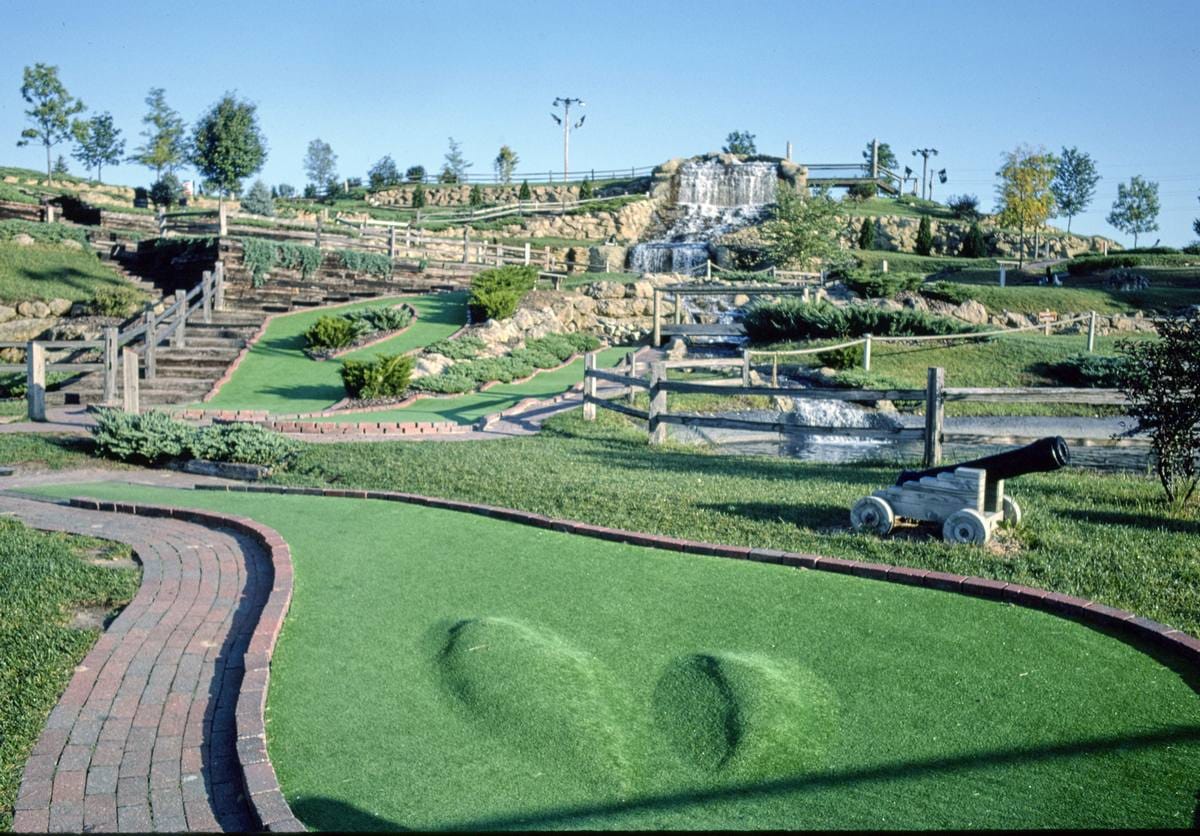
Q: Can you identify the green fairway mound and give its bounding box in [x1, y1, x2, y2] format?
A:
[430, 616, 631, 791]
[652, 651, 837, 777]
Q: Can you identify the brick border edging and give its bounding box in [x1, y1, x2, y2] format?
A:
[64, 497, 305, 833]
[193, 484, 1200, 670]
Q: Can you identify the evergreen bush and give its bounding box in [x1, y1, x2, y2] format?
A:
[340, 353, 415, 399]
[518, 180, 532, 200]
[468, 265, 537, 322]
[915, 215, 933, 256]
[960, 222, 988, 258]
[743, 300, 978, 344]
[857, 218, 875, 250]
[241, 180, 275, 216]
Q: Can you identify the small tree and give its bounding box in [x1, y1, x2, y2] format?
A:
[241, 179, 275, 216]
[52, 155, 69, 176]
[1107, 175, 1160, 248]
[1051, 147, 1100, 234]
[17, 63, 86, 184]
[367, 155, 401, 190]
[411, 182, 427, 209]
[190, 94, 267, 210]
[722, 131, 756, 155]
[494, 145, 519, 184]
[150, 173, 182, 210]
[442, 137, 471, 183]
[960, 222, 987, 258]
[761, 184, 842, 269]
[303, 138, 338, 196]
[995, 144, 1057, 268]
[518, 179, 532, 200]
[915, 215, 933, 256]
[275, 183, 296, 199]
[847, 182, 877, 201]
[405, 165, 426, 183]
[1115, 311, 1200, 504]
[579, 178, 594, 200]
[72, 112, 124, 183]
[129, 88, 186, 181]
[862, 140, 898, 171]
[946, 194, 980, 221]
[857, 217, 875, 250]
[468, 184, 484, 208]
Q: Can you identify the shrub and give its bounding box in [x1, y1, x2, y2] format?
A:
[857, 217, 875, 250]
[425, 334, 486, 360]
[239, 238, 322, 286]
[816, 343, 864, 369]
[920, 281, 974, 306]
[150, 174, 182, 210]
[304, 315, 360, 350]
[340, 353, 414, 399]
[337, 249, 392, 278]
[189, 422, 300, 467]
[345, 305, 411, 333]
[406, 165, 426, 183]
[468, 184, 484, 207]
[92, 409, 195, 465]
[743, 300, 978, 344]
[1067, 252, 1199, 274]
[468, 265, 537, 322]
[843, 270, 923, 299]
[960, 222, 988, 258]
[411, 182, 427, 209]
[518, 180, 532, 200]
[1046, 353, 1129, 387]
[946, 194, 980, 220]
[847, 182, 877, 201]
[410, 372, 475, 393]
[915, 215, 933, 256]
[0, 370, 70, 398]
[1115, 312, 1200, 504]
[579, 178, 594, 200]
[88, 286, 144, 317]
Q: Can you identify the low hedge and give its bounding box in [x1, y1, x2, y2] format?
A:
[468, 265, 537, 322]
[425, 334, 486, 360]
[92, 410, 299, 468]
[1066, 253, 1199, 275]
[842, 270, 924, 299]
[1045, 353, 1129, 387]
[743, 299, 979, 344]
[304, 305, 413, 350]
[411, 332, 600, 393]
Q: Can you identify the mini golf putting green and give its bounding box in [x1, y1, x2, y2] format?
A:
[28, 484, 1200, 830]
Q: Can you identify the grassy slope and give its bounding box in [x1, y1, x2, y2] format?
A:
[0, 243, 133, 304]
[928, 267, 1200, 315]
[0, 518, 139, 831]
[203, 293, 468, 414]
[317, 347, 629, 424]
[24, 482, 1200, 831]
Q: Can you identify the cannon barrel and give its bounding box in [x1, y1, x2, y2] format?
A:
[897, 436, 1070, 486]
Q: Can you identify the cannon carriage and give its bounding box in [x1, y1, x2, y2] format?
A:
[850, 437, 1070, 544]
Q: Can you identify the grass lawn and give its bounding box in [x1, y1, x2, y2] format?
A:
[0, 517, 139, 832]
[316, 347, 629, 424]
[842, 197, 956, 220]
[928, 267, 1200, 315]
[0, 243, 135, 304]
[202, 293, 468, 414]
[23, 481, 1200, 830]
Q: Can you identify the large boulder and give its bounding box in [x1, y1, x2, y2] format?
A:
[950, 299, 989, 325]
[16, 301, 52, 319]
[412, 353, 454, 379]
[0, 305, 16, 324]
[47, 298, 73, 317]
[0, 318, 52, 342]
[11, 233, 35, 247]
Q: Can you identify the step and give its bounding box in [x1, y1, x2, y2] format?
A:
[178, 337, 248, 350]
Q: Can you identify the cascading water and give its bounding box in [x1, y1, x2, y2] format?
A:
[630, 158, 778, 274]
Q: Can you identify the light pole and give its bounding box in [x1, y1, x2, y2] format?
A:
[911, 148, 938, 200]
[929, 168, 947, 202]
[551, 97, 586, 183]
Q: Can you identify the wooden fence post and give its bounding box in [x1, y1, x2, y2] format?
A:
[405, 224, 412, 256]
[524, 242, 531, 265]
[863, 334, 872, 371]
[923, 366, 945, 468]
[742, 348, 751, 385]
[388, 226, 397, 260]
[213, 262, 225, 311]
[315, 215, 323, 250]
[201, 270, 213, 323]
[103, 327, 118, 404]
[218, 203, 228, 237]
[705, 260, 712, 279]
[44, 202, 55, 224]
[26, 341, 45, 421]
[1087, 311, 1097, 353]
[462, 229, 470, 264]
[583, 352, 597, 421]
[673, 291, 683, 325]
[625, 351, 638, 405]
[122, 348, 139, 415]
[771, 355, 778, 387]
[144, 310, 157, 381]
[648, 361, 668, 445]
[652, 289, 662, 347]
[543, 246, 551, 270]
[172, 290, 187, 348]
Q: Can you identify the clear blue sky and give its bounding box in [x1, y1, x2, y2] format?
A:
[3, 0, 1198, 244]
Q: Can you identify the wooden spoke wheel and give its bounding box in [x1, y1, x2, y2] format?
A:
[850, 496, 895, 535]
[1001, 495, 1022, 527]
[943, 509, 991, 545]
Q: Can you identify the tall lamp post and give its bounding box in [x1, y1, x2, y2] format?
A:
[912, 147, 938, 200]
[551, 97, 586, 183]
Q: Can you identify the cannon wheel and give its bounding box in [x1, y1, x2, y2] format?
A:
[943, 509, 991, 545]
[851, 496, 895, 535]
[1002, 495, 1022, 527]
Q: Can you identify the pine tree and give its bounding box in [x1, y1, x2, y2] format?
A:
[518, 180, 532, 200]
[579, 178, 594, 200]
[857, 217, 875, 250]
[960, 222, 987, 258]
[241, 179, 275, 216]
[468, 184, 484, 207]
[915, 215, 934, 256]
[411, 182, 427, 209]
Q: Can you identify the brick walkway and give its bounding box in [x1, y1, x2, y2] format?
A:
[3, 494, 267, 832]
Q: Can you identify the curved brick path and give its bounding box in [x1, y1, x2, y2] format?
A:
[3, 494, 268, 833]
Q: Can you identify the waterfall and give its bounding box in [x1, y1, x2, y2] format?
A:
[630, 158, 779, 274]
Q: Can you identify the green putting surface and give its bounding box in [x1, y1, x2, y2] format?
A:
[26, 484, 1200, 831]
[315, 347, 629, 425]
[202, 293, 468, 414]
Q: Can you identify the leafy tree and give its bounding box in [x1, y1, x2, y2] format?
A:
[915, 215, 934, 256]
[494, 145, 519, 184]
[994, 144, 1057, 268]
[857, 217, 876, 250]
[518, 179, 532, 200]
[275, 183, 296, 199]
[405, 165, 426, 183]
[71, 112, 124, 182]
[946, 194, 980, 221]
[150, 173, 182, 210]
[129, 88, 186, 180]
[302, 184, 317, 199]
[960, 222, 987, 258]
[17, 63, 86, 184]
[579, 178, 594, 200]
[441, 137, 471, 184]
[241, 179, 275, 216]
[468, 184, 484, 207]
[190, 94, 267, 210]
[52, 155, 69, 176]
[303, 138, 338, 195]
[1115, 310, 1200, 504]
[367, 155, 401, 190]
[411, 182, 427, 209]
[1107, 175, 1160, 247]
[862, 140, 898, 171]
[847, 182, 877, 201]
[722, 130, 756, 156]
[1050, 147, 1100, 234]
[761, 185, 842, 269]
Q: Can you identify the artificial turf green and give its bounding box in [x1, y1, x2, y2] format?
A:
[0, 519, 139, 832]
[202, 293, 468, 414]
[316, 347, 629, 424]
[22, 483, 1200, 830]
